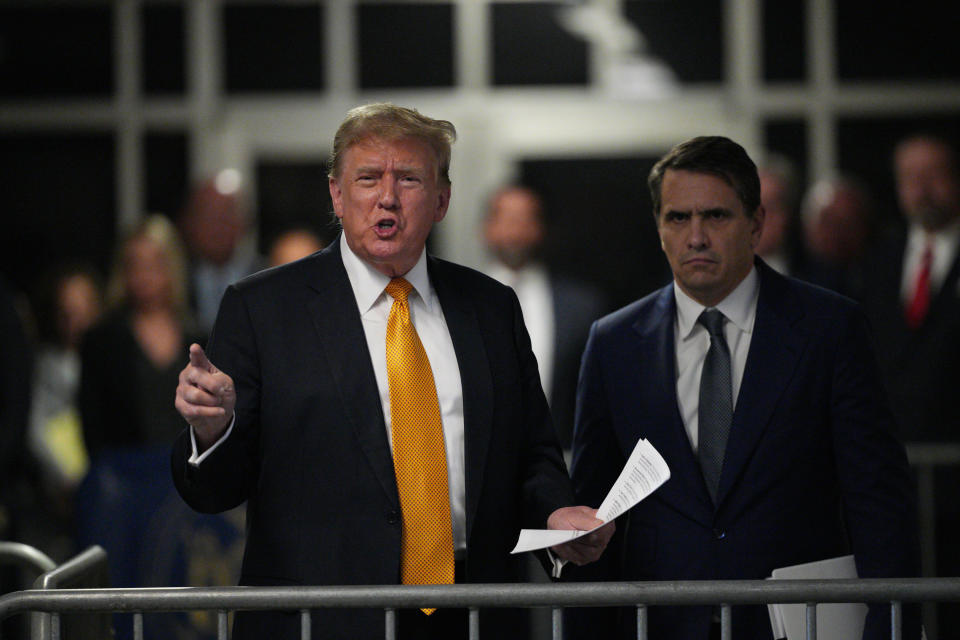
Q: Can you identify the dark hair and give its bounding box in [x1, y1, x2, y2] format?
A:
[647, 136, 761, 218]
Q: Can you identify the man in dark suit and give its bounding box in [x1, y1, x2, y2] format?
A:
[858, 134, 960, 443]
[482, 185, 606, 452]
[569, 136, 920, 639]
[858, 133, 960, 632]
[173, 103, 612, 640]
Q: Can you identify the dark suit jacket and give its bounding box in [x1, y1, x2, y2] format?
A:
[171, 239, 573, 639]
[569, 259, 920, 640]
[858, 231, 960, 442]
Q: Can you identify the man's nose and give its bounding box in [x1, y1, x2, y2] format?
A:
[378, 176, 399, 209]
[688, 216, 708, 248]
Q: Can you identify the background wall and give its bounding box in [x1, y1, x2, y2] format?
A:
[1, 0, 958, 309]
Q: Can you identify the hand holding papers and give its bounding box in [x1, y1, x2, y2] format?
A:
[511, 438, 670, 554]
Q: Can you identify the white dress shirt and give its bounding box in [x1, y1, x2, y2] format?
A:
[486, 262, 556, 398]
[673, 267, 760, 453]
[191, 235, 468, 555]
[900, 221, 960, 303]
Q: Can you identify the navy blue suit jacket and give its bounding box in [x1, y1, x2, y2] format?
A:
[171, 238, 573, 639]
[569, 259, 920, 639]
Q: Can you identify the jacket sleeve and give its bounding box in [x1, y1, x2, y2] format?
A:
[171, 284, 262, 514]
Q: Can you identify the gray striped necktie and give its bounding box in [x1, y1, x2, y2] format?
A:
[698, 308, 732, 504]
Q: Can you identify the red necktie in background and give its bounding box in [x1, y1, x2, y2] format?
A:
[905, 242, 933, 329]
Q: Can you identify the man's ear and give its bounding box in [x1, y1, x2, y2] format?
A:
[329, 176, 344, 220]
[434, 184, 451, 223]
[750, 205, 766, 247]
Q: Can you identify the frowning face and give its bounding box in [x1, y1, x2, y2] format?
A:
[329, 136, 450, 277]
[656, 169, 764, 307]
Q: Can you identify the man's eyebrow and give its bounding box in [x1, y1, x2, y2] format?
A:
[700, 207, 732, 216]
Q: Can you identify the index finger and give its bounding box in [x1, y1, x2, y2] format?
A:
[188, 343, 215, 373]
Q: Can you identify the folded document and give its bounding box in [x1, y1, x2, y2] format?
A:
[510, 437, 670, 554]
[767, 555, 866, 640]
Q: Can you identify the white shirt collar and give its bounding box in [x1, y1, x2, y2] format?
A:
[674, 265, 760, 341]
[906, 219, 960, 258]
[339, 234, 435, 314]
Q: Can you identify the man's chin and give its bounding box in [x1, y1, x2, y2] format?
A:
[916, 207, 957, 230]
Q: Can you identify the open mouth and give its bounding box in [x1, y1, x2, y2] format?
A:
[376, 220, 396, 229]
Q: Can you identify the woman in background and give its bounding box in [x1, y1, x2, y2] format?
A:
[77, 214, 201, 593]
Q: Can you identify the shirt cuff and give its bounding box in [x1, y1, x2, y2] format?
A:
[547, 548, 568, 579]
[187, 415, 236, 466]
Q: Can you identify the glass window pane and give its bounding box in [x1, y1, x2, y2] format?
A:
[145, 132, 189, 219]
[763, 0, 805, 82]
[837, 1, 960, 81]
[491, 3, 588, 86]
[0, 133, 116, 294]
[0, 7, 113, 98]
[224, 4, 324, 93]
[624, 0, 724, 84]
[357, 3, 454, 89]
[143, 4, 185, 95]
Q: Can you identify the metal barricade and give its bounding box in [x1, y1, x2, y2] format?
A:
[905, 441, 960, 639]
[0, 543, 57, 578]
[2, 578, 960, 640]
[30, 546, 109, 640]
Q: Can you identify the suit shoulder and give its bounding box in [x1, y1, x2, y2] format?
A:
[231, 252, 327, 295]
[594, 287, 668, 336]
[428, 256, 515, 299]
[779, 271, 860, 317]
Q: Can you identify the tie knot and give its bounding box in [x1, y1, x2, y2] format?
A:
[385, 277, 414, 302]
[698, 309, 726, 337]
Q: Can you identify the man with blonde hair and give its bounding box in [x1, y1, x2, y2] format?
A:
[173, 104, 611, 640]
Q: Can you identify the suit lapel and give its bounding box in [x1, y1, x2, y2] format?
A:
[715, 261, 805, 507]
[632, 287, 714, 521]
[429, 258, 493, 544]
[304, 240, 399, 509]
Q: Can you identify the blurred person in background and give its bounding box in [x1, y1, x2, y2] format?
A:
[27, 263, 103, 559]
[266, 226, 327, 267]
[796, 175, 873, 298]
[755, 155, 802, 276]
[859, 134, 960, 443]
[859, 133, 960, 632]
[77, 215, 203, 593]
[179, 171, 264, 338]
[0, 276, 33, 638]
[482, 185, 605, 453]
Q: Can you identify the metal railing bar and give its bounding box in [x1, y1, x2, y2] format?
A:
[636, 604, 647, 640]
[551, 606, 562, 640]
[133, 612, 143, 640]
[805, 602, 816, 640]
[33, 547, 108, 591]
[384, 607, 396, 640]
[468, 606, 479, 640]
[0, 542, 56, 575]
[3, 578, 958, 619]
[217, 610, 228, 640]
[891, 601, 902, 640]
[300, 608, 310, 640]
[720, 604, 731, 640]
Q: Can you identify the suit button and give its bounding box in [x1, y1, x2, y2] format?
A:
[713, 528, 726, 540]
[387, 510, 400, 524]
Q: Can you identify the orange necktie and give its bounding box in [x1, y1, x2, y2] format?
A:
[384, 277, 455, 615]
